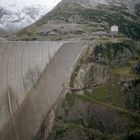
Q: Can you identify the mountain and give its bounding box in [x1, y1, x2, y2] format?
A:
[14, 0, 140, 41]
[5, 0, 140, 139]
[0, 4, 48, 35]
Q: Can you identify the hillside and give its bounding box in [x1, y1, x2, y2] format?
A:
[16, 0, 140, 140]
[14, 0, 140, 41]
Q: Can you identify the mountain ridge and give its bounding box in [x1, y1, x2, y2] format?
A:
[15, 0, 140, 40]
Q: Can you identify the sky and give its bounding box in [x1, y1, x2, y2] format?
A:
[0, 0, 61, 10]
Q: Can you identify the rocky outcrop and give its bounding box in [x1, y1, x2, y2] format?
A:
[92, 63, 110, 84]
[134, 2, 140, 16]
[132, 60, 140, 75]
[121, 79, 140, 112]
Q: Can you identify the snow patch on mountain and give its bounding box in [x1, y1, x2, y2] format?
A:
[0, 4, 49, 33]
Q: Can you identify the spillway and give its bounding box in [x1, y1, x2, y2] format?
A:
[0, 41, 87, 140]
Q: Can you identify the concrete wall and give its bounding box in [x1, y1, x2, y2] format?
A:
[0, 41, 87, 140]
[0, 41, 64, 133]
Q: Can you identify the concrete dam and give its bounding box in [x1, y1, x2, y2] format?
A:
[0, 41, 87, 140]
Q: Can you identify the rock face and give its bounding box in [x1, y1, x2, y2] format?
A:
[46, 39, 140, 140]
[121, 79, 140, 112]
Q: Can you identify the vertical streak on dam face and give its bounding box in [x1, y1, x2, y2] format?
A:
[0, 41, 64, 131]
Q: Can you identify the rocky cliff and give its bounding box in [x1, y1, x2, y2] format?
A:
[45, 38, 140, 140]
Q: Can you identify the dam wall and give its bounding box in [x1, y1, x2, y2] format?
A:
[0, 41, 64, 132]
[0, 41, 87, 140]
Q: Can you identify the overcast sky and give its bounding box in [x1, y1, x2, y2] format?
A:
[0, 0, 61, 10]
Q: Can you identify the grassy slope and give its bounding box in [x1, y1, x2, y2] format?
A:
[17, 2, 140, 40]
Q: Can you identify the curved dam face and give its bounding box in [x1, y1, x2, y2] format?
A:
[0, 41, 87, 140]
[0, 41, 64, 137]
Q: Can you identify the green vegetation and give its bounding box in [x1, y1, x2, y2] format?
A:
[85, 85, 110, 103]
[48, 91, 140, 140]
[112, 66, 131, 76]
[36, 40, 140, 140]
[66, 93, 76, 109]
